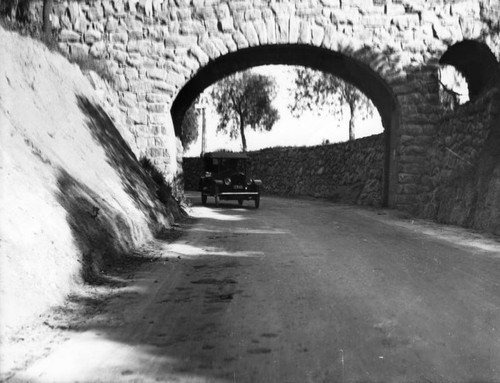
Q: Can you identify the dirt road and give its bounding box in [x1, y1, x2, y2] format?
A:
[9, 194, 500, 382]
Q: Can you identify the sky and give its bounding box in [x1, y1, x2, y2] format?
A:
[184, 65, 384, 157]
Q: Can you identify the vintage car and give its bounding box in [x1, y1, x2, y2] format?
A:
[199, 151, 262, 208]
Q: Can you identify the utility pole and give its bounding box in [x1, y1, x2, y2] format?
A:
[196, 94, 210, 157]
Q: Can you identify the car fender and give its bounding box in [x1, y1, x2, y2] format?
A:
[252, 179, 263, 186]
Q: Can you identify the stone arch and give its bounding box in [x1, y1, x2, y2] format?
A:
[171, 44, 400, 207]
[439, 40, 500, 99]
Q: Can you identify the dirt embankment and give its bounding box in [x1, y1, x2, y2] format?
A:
[0, 27, 178, 343]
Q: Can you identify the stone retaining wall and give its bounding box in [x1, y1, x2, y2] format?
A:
[183, 133, 385, 206]
[422, 86, 500, 234]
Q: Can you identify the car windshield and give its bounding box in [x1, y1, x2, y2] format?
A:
[205, 158, 246, 176]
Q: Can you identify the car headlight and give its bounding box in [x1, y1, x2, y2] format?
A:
[224, 177, 231, 186]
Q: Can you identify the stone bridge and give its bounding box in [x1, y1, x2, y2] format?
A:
[44, 0, 500, 210]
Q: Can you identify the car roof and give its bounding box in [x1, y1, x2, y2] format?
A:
[203, 151, 248, 159]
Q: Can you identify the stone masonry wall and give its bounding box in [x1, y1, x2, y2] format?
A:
[183, 133, 385, 206]
[27, 0, 500, 210]
[422, 86, 500, 235]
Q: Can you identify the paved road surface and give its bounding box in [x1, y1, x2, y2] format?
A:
[12, 194, 500, 382]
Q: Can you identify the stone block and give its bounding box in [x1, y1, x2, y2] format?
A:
[128, 107, 148, 124]
[215, 3, 230, 19]
[289, 17, 300, 43]
[397, 184, 418, 195]
[394, 194, 417, 205]
[105, 17, 119, 32]
[84, 29, 102, 44]
[110, 32, 128, 44]
[392, 14, 420, 30]
[240, 21, 259, 47]
[189, 45, 210, 65]
[87, 6, 104, 21]
[200, 37, 220, 59]
[384, 3, 405, 15]
[400, 162, 425, 174]
[147, 103, 166, 113]
[102, 0, 114, 16]
[232, 30, 249, 48]
[296, 6, 322, 18]
[90, 41, 106, 58]
[67, 2, 81, 24]
[253, 19, 268, 44]
[219, 17, 234, 32]
[401, 145, 427, 156]
[177, 8, 191, 20]
[180, 20, 205, 35]
[60, 29, 80, 43]
[276, 17, 289, 43]
[321, 24, 337, 49]
[271, 2, 294, 17]
[148, 112, 167, 125]
[244, 8, 262, 21]
[362, 14, 389, 28]
[146, 92, 171, 103]
[194, 6, 215, 20]
[127, 40, 151, 54]
[265, 18, 277, 44]
[320, 0, 341, 7]
[147, 67, 166, 81]
[298, 20, 311, 44]
[451, 1, 480, 17]
[128, 28, 144, 40]
[153, 81, 175, 94]
[69, 43, 89, 58]
[129, 79, 152, 93]
[165, 71, 186, 87]
[432, 22, 453, 42]
[65, 14, 77, 31]
[126, 53, 144, 67]
[164, 34, 197, 49]
[229, 1, 254, 12]
[311, 24, 324, 46]
[111, 49, 127, 63]
[180, 55, 200, 72]
[114, 74, 128, 91]
[121, 91, 137, 107]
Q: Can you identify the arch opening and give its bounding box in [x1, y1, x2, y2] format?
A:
[172, 45, 400, 207]
[439, 40, 500, 100]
